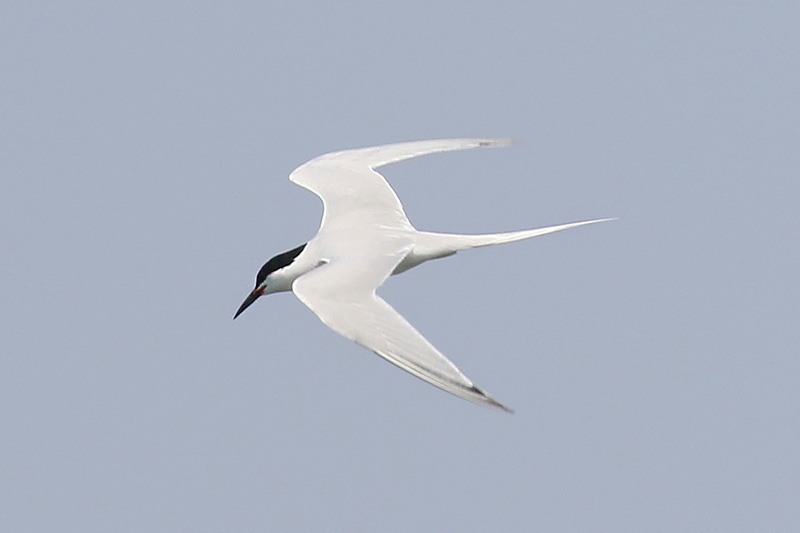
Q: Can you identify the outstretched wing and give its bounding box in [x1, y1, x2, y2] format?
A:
[288, 139, 513, 236]
[292, 253, 511, 412]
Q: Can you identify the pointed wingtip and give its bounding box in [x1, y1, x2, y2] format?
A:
[495, 401, 515, 414]
[470, 385, 514, 413]
[477, 138, 516, 148]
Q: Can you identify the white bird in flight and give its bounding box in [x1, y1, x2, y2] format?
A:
[234, 138, 611, 411]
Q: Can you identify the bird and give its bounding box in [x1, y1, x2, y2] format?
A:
[234, 138, 611, 411]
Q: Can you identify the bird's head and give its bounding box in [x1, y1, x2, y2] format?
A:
[233, 243, 307, 319]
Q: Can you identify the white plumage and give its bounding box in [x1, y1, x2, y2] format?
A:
[235, 139, 612, 411]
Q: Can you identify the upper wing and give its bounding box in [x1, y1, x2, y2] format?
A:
[288, 139, 513, 235]
[292, 253, 511, 412]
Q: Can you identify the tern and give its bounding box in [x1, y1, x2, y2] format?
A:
[234, 138, 611, 411]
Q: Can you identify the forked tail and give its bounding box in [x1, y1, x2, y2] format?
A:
[432, 218, 615, 250]
[397, 218, 614, 273]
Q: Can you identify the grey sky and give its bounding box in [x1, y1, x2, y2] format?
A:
[2, 2, 798, 531]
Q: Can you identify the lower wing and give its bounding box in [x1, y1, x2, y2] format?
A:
[292, 258, 511, 412]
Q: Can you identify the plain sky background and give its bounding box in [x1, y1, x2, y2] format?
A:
[2, 2, 798, 531]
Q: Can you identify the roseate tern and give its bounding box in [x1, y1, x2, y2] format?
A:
[235, 139, 611, 411]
